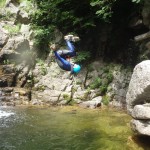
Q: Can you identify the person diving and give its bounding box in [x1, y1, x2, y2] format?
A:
[50, 35, 81, 74]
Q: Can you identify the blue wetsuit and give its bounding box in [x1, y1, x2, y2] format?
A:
[54, 40, 76, 72]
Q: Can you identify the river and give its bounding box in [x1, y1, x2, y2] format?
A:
[0, 106, 150, 150]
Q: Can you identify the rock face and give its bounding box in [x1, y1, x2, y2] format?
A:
[126, 60, 150, 136]
[0, 0, 132, 107]
[31, 60, 131, 108]
[0, 0, 34, 105]
[0, 0, 134, 108]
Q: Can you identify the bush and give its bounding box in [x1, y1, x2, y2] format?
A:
[74, 51, 91, 63]
[4, 24, 21, 36]
[0, 0, 5, 8]
[102, 95, 111, 105]
[90, 77, 102, 89]
[100, 85, 107, 95]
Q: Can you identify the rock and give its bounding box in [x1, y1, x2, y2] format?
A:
[2, 64, 15, 74]
[16, 10, 30, 24]
[5, 0, 19, 7]
[14, 36, 30, 52]
[130, 119, 150, 136]
[73, 90, 89, 100]
[1, 38, 15, 51]
[0, 26, 9, 47]
[126, 60, 150, 114]
[132, 104, 150, 119]
[126, 60, 150, 136]
[79, 96, 102, 109]
[20, 24, 31, 38]
[5, 1, 19, 19]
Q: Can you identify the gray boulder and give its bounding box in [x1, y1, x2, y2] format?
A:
[126, 60, 150, 114]
[131, 120, 150, 136]
[79, 96, 102, 109]
[132, 104, 150, 119]
[126, 60, 150, 136]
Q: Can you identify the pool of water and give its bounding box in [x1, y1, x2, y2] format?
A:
[0, 106, 149, 150]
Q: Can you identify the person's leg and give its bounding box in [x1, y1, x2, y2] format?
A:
[65, 40, 76, 57]
[66, 40, 75, 52]
[54, 51, 72, 71]
[57, 49, 70, 56]
[57, 40, 76, 58]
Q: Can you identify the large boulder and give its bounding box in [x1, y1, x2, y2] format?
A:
[79, 96, 102, 109]
[126, 60, 150, 114]
[126, 60, 150, 136]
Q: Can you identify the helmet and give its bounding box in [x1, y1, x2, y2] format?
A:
[73, 64, 81, 73]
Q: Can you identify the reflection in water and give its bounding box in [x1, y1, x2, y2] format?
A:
[0, 106, 149, 150]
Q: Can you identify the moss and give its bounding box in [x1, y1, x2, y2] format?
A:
[63, 94, 70, 101]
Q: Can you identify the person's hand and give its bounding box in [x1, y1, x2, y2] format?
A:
[50, 44, 57, 51]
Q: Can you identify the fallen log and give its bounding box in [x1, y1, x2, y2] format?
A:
[134, 31, 150, 42]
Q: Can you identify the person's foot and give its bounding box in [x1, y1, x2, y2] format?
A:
[64, 35, 80, 42]
[64, 35, 73, 41]
[72, 36, 80, 42]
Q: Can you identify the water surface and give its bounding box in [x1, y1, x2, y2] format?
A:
[0, 106, 149, 150]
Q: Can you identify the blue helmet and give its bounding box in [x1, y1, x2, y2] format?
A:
[73, 64, 81, 73]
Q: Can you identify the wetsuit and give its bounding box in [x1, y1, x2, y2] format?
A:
[54, 40, 76, 72]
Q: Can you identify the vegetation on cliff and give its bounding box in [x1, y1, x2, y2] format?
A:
[30, 0, 145, 66]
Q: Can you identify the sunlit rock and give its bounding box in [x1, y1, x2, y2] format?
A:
[131, 120, 150, 136]
[126, 60, 150, 114]
[132, 104, 150, 119]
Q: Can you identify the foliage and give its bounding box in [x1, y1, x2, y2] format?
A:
[107, 72, 114, 83]
[100, 85, 107, 95]
[74, 51, 91, 63]
[19, 0, 34, 13]
[4, 24, 21, 36]
[90, 0, 116, 22]
[0, 0, 5, 8]
[90, 77, 102, 89]
[102, 95, 110, 105]
[30, 0, 97, 51]
[30, 0, 143, 62]
[3, 59, 10, 65]
[0, 10, 13, 21]
[87, 64, 94, 72]
[63, 94, 70, 100]
[89, 66, 113, 96]
[36, 58, 47, 75]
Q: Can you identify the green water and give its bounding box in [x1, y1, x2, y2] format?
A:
[0, 106, 149, 150]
